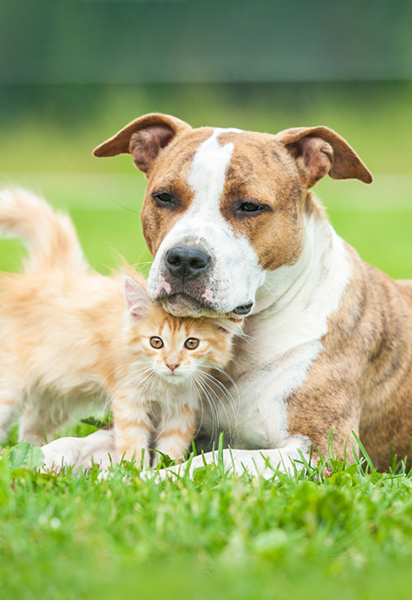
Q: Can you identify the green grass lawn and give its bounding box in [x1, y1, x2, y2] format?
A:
[1, 439, 412, 600]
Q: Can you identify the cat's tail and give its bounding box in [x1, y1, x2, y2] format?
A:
[0, 188, 88, 272]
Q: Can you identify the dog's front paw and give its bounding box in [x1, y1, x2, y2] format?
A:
[41, 437, 80, 472]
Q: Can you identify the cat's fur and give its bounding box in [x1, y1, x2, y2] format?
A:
[0, 189, 237, 465]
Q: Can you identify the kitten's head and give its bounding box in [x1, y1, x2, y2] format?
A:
[123, 274, 240, 383]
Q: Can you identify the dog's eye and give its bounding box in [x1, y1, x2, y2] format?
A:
[184, 338, 199, 350]
[154, 193, 173, 203]
[239, 202, 264, 212]
[150, 336, 164, 349]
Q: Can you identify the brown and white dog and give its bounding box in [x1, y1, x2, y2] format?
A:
[42, 113, 412, 476]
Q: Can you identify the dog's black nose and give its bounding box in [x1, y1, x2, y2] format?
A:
[166, 246, 210, 281]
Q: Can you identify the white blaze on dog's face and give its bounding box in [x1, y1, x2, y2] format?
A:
[93, 114, 372, 318]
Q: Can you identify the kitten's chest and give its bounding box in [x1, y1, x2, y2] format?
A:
[148, 380, 198, 422]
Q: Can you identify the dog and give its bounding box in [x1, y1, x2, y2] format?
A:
[41, 113, 412, 475]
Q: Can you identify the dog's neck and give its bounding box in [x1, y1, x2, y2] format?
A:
[254, 211, 330, 312]
[247, 207, 352, 356]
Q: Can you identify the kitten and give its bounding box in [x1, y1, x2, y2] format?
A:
[0, 189, 240, 466]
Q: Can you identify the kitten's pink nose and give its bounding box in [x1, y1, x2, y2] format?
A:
[166, 363, 180, 373]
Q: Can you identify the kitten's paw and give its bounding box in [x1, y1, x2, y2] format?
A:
[117, 446, 150, 470]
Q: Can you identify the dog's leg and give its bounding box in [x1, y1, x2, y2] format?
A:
[41, 428, 119, 472]
[40, 430, 309, 479]
[153, 435, 311, 480]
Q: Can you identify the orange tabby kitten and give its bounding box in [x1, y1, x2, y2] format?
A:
[0, 189, 239, 465]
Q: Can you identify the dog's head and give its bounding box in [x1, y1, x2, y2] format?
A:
[94, 114, 372, 317]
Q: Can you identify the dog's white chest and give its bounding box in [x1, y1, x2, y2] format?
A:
[199, 218, 352, 450]
[204, 333, 323, 450]
[231, 339, 324, 449]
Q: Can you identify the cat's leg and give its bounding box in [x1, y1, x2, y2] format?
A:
[18, 391, 52, 445]
[19, 390, 76, 445]
[19, 389, 108, 445]
[112, 395, 152, 467]
[0, 364, 25, 444]
[0, 389, 22, 445]
[18, 401, 57, 445]
[18, 406, 46, 445]
[154, 405, 198, 465]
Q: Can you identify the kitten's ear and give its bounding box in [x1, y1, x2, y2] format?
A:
[123, 275, 150, 320]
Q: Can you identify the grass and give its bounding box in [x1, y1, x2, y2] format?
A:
[1, 435, 412, 599]
[1, 82, 412, 598]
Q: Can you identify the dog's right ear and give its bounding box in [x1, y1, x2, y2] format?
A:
[93, 113, 192, 175]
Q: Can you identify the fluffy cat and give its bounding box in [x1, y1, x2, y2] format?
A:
[0, 189, 239, 466]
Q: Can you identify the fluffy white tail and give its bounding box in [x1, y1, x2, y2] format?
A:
[0, 188, 88, 272]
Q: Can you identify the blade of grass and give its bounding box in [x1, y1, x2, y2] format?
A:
[351, 430, 376, 474]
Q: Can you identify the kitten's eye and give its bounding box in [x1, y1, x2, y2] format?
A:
[150, 336, 164, 349]
[239, 202, 264, 212]
[184, 338, 199, 350]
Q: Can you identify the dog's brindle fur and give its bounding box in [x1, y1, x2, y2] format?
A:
[41, 114, 412, 473]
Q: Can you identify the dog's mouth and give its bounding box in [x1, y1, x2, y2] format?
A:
[232, 303, 253, 316]
[161, 293, 253, 318]
[161, 293, 214, 317]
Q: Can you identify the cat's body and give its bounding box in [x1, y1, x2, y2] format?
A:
[0, 189, 236, 465]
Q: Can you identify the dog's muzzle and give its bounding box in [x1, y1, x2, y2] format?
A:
[150, 239, 258, 318]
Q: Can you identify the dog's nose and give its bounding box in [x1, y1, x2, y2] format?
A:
[166, 246, 210, 281]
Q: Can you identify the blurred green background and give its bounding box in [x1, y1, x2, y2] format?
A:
[1, 0, 412, 280]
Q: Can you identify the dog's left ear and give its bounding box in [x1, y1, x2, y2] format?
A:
[93, 113, 192, 175]
[275, 126, 373, 187]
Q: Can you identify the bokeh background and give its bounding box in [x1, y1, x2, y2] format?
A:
[1, 0, 412, 279]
